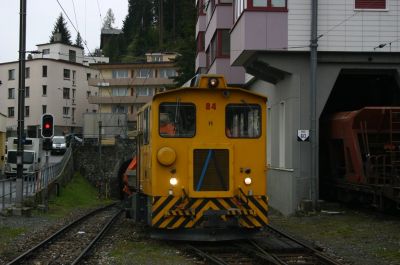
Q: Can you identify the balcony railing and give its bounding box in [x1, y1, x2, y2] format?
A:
[88, 77, 175, 87]
[88, 95, 151, 104]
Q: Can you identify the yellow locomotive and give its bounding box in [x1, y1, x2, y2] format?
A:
[124, 74, 268, 240]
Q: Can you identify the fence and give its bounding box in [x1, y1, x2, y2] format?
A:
[0, 147, 72, 211]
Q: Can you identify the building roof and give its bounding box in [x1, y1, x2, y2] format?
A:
[101, 28, 123, 35]
[89, 61, 177, 69]
[0, 58, 90, 68]
[36, 42, 84, 49]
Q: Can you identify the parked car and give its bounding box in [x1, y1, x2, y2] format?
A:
[51, 136, 67, 155]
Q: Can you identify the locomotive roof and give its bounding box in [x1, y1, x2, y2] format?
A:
[153, 74, 268, 101]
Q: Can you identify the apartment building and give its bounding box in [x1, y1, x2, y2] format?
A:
[0, 113, 6, 173]
[88, 52, 178, 130]
[197, 0, 400, 214]
[0, 42, 100, 137]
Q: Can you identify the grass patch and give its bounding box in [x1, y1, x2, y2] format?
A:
[374, 247, 400, 261]
[110, 240, 193, 265]
[44, 173, 114, 218]
[0, 227, 26, 242]
[0, 227, 27, 256]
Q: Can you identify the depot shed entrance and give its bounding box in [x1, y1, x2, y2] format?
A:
[240, 51, 400, 214]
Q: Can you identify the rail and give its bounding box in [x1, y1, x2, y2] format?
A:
[6, 203, 121, 265]
[0, 147, 72, 211]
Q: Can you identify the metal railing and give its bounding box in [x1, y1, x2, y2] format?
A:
[0, 147, 72, 211]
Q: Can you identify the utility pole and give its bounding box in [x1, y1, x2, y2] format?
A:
[98, 120, 102, 198]
[16, 0, 27, 206]
[310, 0, 318, 209]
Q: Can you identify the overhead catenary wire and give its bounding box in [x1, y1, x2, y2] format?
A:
[71, 0, 79, 33]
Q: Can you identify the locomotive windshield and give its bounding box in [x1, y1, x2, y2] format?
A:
[226, 104, 261, 138]
[159, 102, 196, 137]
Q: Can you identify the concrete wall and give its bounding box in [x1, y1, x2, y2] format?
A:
[73, 138, 136, 198]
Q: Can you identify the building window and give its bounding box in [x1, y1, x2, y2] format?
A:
[112, 70, 128, 79]
[8, 69, 15, 80]
[151, 55, 162, 62]
[8, 88, 15, 99]
[42, 49, 50, 55]
[42, 105, 47, 114]
[63, 107, 70, 115]
[234, 0, 287, 21]
[87, 91, 91, 98]
[137, 69, 153, 78]
[72, 88, 76, 99]
[63, 87, 70, 99]
[72, 107, 75, 123]
[64, 69, 71, 79]
[42, 85, 47, 96]
[159, 69, 177, 78]
[25, 106, 30, 117]
[220, 30, 230, 56]
[25, 87, 30, 98]
[42, 65, 47, 77]
[355, 0, 386, 9]
[112, 87, 128, 96]
[72, 70, 76, 85]
[112, 105, 127, 113]
[136, 87, 150, 96]
[69, 50, 76, 62]
[25, 67, 30, 79]
[197, 0, 206, 16]
[197, 31, 205, 52]
[87, 73, 91, 80]
[208, 29, 230, 64]
[8, 107, 15, 117]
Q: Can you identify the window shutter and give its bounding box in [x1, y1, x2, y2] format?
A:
[355, 0, 386, 9]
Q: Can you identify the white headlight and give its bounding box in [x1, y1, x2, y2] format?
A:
[244, 177, 252, 185]
[169, 177, 178, 186]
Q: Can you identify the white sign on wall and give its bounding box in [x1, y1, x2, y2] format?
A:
[297, 130, 310, 142]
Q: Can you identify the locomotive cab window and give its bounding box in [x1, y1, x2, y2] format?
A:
[159, 102, 196, 137]
[226, 104, 261, 138]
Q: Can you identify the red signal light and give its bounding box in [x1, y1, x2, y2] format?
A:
[41, 114, 54, 138]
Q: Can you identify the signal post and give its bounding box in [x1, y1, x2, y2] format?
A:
[40, 114, 54, 211]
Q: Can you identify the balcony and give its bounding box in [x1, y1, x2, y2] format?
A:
[88, 77, 175, 87]
[230, 11, 288, 66]
[88, 95, 151, 104]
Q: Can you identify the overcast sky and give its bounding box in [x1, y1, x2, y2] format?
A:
[0, 0, 128, 62]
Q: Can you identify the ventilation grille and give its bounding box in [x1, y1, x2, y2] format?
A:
[193, 149, 229, 191]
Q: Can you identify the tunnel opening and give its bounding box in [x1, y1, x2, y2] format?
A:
[117, 159, 134, 200]
[319, 69, 400, 203]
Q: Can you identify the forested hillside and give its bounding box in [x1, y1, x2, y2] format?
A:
[103, 0, 196, 86]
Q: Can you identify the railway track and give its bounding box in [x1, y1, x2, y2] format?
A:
[186, 225, 344, 265]
[6, 202, 122, 265]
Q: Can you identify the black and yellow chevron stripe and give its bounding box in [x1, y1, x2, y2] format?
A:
[151, 195, 268, 229]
